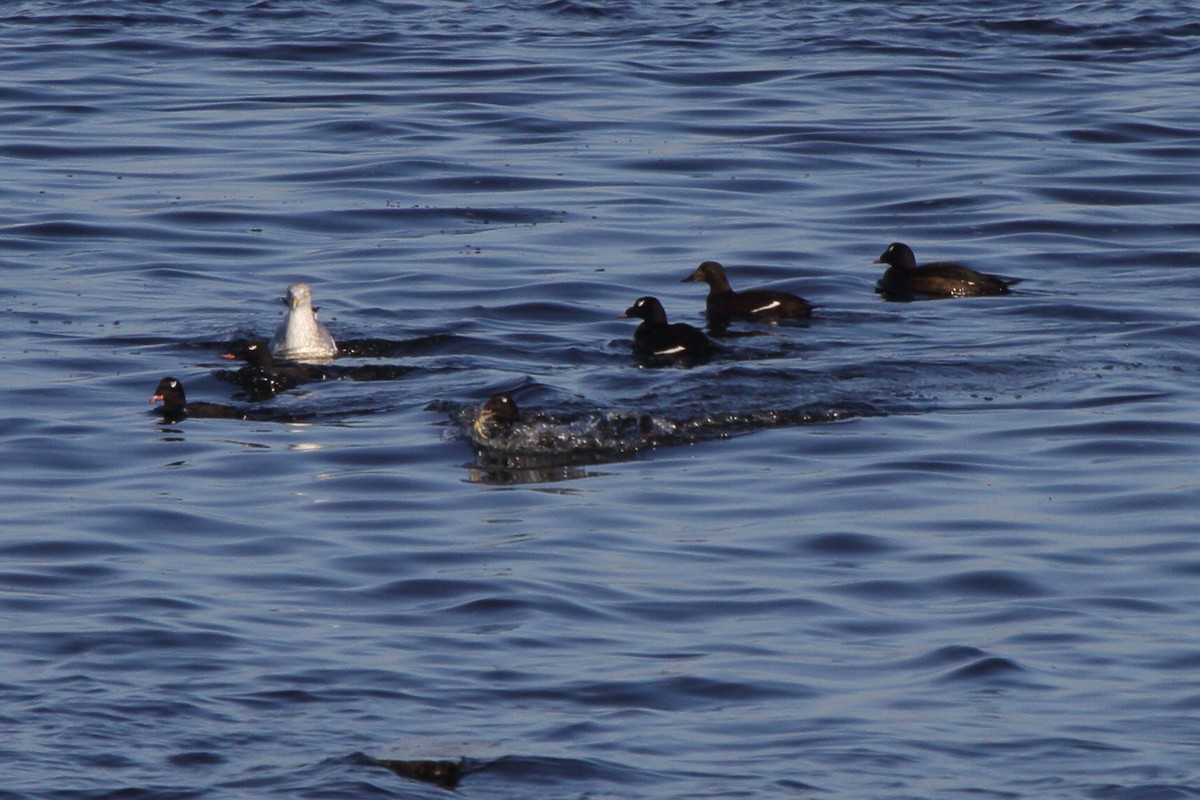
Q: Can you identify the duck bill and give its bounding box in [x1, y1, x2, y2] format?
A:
[149, 394, 164, 404]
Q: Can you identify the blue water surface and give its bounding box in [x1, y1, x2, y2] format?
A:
[2, 2, 1200, 798]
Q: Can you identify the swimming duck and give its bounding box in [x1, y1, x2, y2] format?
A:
[620, 296, 716, 361]
[149, 377, 246, 423]
[682, 260, 811, 330]
[270, 282, 338, 362]
[472, 393, 521, 441]
[874, 242, 1014, 300]
[220, 339, 305, 400]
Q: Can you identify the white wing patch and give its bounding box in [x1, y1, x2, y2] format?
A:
[750, 299, 782, 314]
[655, 345, 687, 355]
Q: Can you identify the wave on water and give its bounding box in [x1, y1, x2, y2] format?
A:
[436, 391, 885, 485]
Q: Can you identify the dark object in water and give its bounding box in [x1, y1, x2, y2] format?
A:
[620, 296, 716, 362]
[473, 393, 520, 441]
[458, 394, 651, 484]
[682, 260, 811, 331]
[364, 755, 464, 789]
[149, 376, 246, 423]
[148, 376, 328, 425]
[874, 242, 1016, 301]
[217, 338, 417, 399]
[218, 339, 305, 400]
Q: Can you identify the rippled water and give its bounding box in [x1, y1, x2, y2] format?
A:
[4, 2, 1200, 798]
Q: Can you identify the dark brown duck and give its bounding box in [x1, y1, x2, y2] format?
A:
[683, 260, 812, 330]
[874, 242, 1015, 300]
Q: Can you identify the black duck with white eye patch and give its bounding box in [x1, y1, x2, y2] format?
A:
[620, 296, 717, 362]
[219, 339, 304, 400]
[148, 376, 246, 422]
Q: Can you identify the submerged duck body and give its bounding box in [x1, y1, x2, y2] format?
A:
[149, 376, 246, 423]
[682, 260, 812, 330]
[620, 296, 716, 362]
[875, 242, 1014, 300]
[221, 339, 416, 398]
[270, 282, 338, 362]
[461, 393, 657, 485]
[220, 339, 304, 400]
